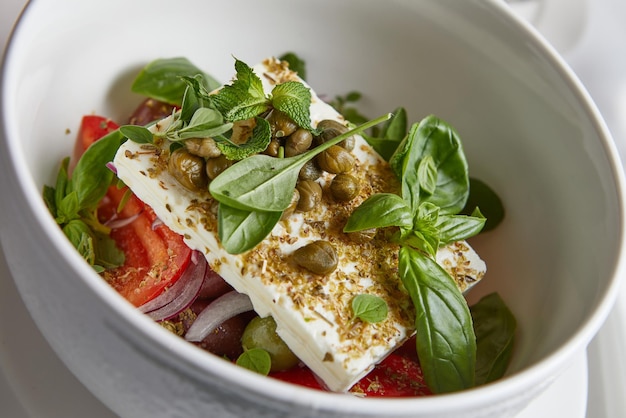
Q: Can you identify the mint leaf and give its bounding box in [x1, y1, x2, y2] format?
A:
[352, 294, 388, 323]
[212, 59, 270, 121]
[271, 81, 313, 130]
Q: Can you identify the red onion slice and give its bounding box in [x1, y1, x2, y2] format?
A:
[105, 212, 142, 229]
[185, 291, 253, 342]
[138, 251, 207, 321]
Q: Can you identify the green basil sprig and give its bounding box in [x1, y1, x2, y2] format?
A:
[43, 131, 126, 272]
[345, 115, 487, 393]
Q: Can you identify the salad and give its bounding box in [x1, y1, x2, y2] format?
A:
[43, 54, 513, 397]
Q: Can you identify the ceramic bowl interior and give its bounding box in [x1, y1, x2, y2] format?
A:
[1, 0, 624, 417]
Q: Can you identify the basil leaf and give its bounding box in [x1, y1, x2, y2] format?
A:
[344, 193, 413, 232]
[120, 125, 154, 144]
[364, 107, 407, 161]
[351, 294, 388, 323]
[63, 219, 96, 265]
[56, 191, 80, 224]
[210, 114, 391, 213]
[461, 178, 505, 232]
[236, 348, 272, 375]
[71, 130, 124, 211]
[401, 230, 439, 258]
[279, 52, 307, 80]
[42, 185, 57, 218]
[217, 117, 271, 161]
[94, 232, 126, 270]
[398, 246, 476, 393]
[271, 81, 313, 130]
[131, 57, 220, 106]
[471, 293, 516, 385]
[437, 209, 486, 245]
[217, 204, 282, 254]
[392, 115, 470, 215]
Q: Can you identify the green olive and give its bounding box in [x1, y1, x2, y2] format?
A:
[184, 137, 221, 158]
[298, 160, 322, 181]
[168, 148, 208, 191]
[241, 316, 299, 372]
[284, 128, 313, 157]
[330, 173, 360, 202]
[347, 228, 377, 244]
[315, 119, 355, 151]
[205, 154, 233, 180]
[296, 180, 322, 212]
[316, 145, 355, 174]
[268, 110, 298, 138]
[293, 240, 338, 275]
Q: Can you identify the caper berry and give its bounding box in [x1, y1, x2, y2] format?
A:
[298, 160, 322, 181]
[184, 137, 221, 158]
[347, 228, 377, 244]
[241, 316, 299, 372]
[284, 128, 313, 157]
[330, 173, 360, 202]
[293, 240, 338, 275]
[205, 154, 233, 180]
[316, 145, 355, 174]
[268, 110, 298, 138]
[168, 148, 208, 191]
[296, 180, 322, 212]
[315, 119, 355, 151]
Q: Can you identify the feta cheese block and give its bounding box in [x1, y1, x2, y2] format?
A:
[113, 57, 486, 392]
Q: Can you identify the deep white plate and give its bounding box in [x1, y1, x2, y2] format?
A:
[0, 1, 623, 417]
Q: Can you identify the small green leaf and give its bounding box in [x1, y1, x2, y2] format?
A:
[437, 210, 486, 245]
[418, 155, 437, 196]
[471, 293, 516, 385]
[344, 193, 413, 232]
[351, 294, 388, 323]
[461, 178, 505, 232]
[364, 107, 407, 161]
[236, 348, 272, 375]
[94, 233, 126, 270]
[131, 57, 220, 106]
[63, 219, 96, 265]
[56, 191, 80, 224]
[217, 204, 283, 254]
[173, 107, 232, 141]
[271, 81, 313, 130]
[120, 125, 154, 144]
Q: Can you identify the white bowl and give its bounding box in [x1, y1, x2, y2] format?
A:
[1, 0, 624, 417]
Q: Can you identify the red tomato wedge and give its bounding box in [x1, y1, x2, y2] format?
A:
[74, 115, 192, 307]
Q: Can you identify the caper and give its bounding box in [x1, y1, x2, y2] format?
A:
[296, 180, 322, 212]
[347, 228, 377, 244]
[281, 188, 300, 220]
[268, 110, 298, 138]
[264, 138, 281, 157]
[184, 137, 221, 158]
[168, 148, 208, 191]
[316, 145, 355, 174]
[330, 173, 360, 202]
[299, 160, 322, 181]
[284, 128, 313, 157]
[205, 154, 233, 180]
[230, 118, 257, 144]
[293, 240, 338, 275]
[241, 316, 299, 372]
[315, 119, 355, 151]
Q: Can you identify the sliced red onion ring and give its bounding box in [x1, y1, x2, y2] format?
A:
[185, 291, 253, 342]
[138, 251, 207, 321]
[105, 212, 142, 229]
[106, 161, 117, 174]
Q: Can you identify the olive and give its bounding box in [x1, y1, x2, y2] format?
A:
[293, 240, 338, 275]
[230, 118, 257, 144]
[284, 128, 313, 157]
[298, 160, 322, 181]
[184, 137, 221, 158]
[347, 228, 377, 244]
[330, 173, 360, 202]
[128, 98, 176, 126]
[316, 145, 355, 174]
[296, 180, 322, 212]
[281, 188, 300, 220]
[168, 148, 208, 191]
[205, 154, 233, 180]
[241, 316, 299, 372]
[264, 138, 281, 157]
[315, 119, 355, 151]
[268, 110, 298, 138]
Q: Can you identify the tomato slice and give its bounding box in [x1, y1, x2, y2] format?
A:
[72, 114, 192, 307]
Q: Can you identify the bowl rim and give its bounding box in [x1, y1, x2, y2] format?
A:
[1, 0, 625, 414]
